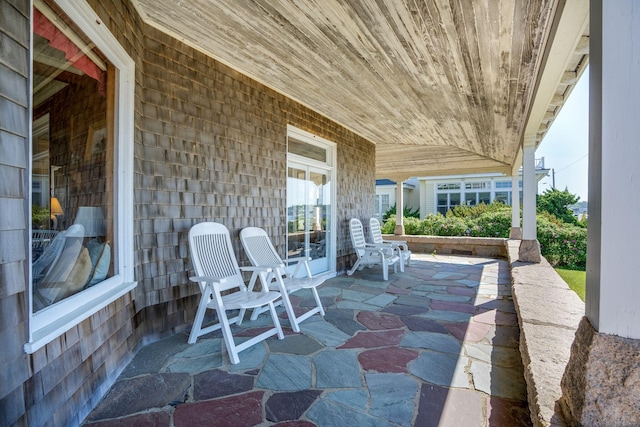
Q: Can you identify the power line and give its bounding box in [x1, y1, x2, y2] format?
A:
[555, 153, 588, 174]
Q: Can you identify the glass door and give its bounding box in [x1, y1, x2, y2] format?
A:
[287, 162, 331, 275]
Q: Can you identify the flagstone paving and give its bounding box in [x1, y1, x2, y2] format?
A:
[82, 253, 531, 427]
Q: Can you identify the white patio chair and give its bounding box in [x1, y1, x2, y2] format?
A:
[369, 217, 411, 272]
[188, 222, 284, 364]
[240, 227, 326, 333]
[348, 218, 399, 280]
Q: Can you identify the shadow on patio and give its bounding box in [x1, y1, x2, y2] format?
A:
[82, 253, 531, 427]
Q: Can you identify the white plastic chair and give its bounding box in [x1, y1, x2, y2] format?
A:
[240, 227, 326, 333]
[369, 217, 411, 272]
[188, 222, 284, 364]
[348, 218, 399, 280]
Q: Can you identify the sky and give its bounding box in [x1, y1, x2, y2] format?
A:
[535, 67, 589, 201]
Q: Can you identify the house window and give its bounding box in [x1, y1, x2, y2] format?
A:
[375, 194, 390, 220]
[26, 0, 135, 353]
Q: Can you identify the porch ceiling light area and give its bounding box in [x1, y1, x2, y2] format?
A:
[131, 0, 555, 172]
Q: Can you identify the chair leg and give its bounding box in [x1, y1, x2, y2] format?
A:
[347, 257, 361, 276]
[279, 287, 301, 333]
[268, 301, 285, 340]
[311, 287, 325, 316]
[397, 249, 405, 272]
[218, 308, 240, 364]
[382, 258, 389, 281]
[188, 292, 211, 344]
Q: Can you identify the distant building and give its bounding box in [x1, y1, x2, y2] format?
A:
[376, 158, 549, 219]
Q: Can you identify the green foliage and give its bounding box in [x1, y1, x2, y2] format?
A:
[32, 205, 49, 229]
[379, 200, 586, 270]
[536, 214, 587, 269]
[537, 188, 581, 226]
[380, 216, 423, 235]
[382, 203, 420, 223]
[467, 210, 512, 238]
[422, 214, 467, 236]
[449, 201, 510, 219]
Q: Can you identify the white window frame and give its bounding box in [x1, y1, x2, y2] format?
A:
[25, 0, 136, 353]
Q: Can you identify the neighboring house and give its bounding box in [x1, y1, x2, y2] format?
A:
[569, 201, 589, 218]
[376, 159, 549, 218]
[374, 179, 419, 220]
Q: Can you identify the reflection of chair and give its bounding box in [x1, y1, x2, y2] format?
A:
[369, 218, 411, 272]
[32, 225, 83, 286]
[33, 224, 88, 310]
[348, 218, 399, 280]
[240, 227, 326, 333]
[188, 222, 284, 364]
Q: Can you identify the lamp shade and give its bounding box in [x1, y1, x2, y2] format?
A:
[50, 197, 64, 215]
[73, 206, 105, 237]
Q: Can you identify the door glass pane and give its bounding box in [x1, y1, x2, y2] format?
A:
[309, 170, 328, 261]
[287, 167, 307, 258]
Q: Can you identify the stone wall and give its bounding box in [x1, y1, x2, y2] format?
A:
[386, 235, 508, 259]
[0, 0, 376, 424]
[507, 240, 584, 427]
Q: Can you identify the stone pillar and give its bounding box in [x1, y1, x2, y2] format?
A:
[509, 174, 522, 239]
[394, 180, 405, 235]
[561, 2, 640, 425]
[518, 144, 540, 262]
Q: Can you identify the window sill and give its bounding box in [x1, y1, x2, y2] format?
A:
[24, 279, 136, 354]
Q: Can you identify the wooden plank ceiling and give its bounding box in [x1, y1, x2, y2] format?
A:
[132, 0, 556, 179]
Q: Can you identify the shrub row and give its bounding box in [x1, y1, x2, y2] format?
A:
[380, 204, 586, 269]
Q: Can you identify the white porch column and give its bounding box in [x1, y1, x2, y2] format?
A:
[561, 2, 640, 426]
[518, 144, 540, 261]
[509, 174, 522, 239]
[394, 180, 405, 235]
[585, 0, 640, 339]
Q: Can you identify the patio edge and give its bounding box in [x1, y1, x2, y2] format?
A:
[507, 240, 584, 427]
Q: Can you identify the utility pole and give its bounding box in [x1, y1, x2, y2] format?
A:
[552, 168, 555, 189]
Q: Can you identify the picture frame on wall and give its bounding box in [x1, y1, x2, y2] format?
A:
[85, 120, 107, 159]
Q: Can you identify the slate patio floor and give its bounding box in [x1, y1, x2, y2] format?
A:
[82, 253, 531, 427]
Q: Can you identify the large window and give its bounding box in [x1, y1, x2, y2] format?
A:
[26, 0, 135, 353]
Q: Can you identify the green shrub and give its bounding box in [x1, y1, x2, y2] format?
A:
[380, 216, 422, 235]
[466, 210, 511, 238]
[378, 204, 587, 270]
[382, 204, 420, 223]
[449, 202, 510, 219]
[422, 214, 467, 236]
[537, 215, 587, 269]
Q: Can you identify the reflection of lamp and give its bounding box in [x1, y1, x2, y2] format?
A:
[50, 197, 63, 230]
[73, 207, 105, 237]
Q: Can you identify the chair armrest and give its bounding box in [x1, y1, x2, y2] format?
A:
[189, 276, 228, 284]
[285, 256, 312, 264]
[239, 265, 277, 273]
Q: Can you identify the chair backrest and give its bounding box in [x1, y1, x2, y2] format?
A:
[349, 218, 366, 256]
[240, 227, 283, 267]
[369, 218, 384, 245]
[189, 222, 245, 292]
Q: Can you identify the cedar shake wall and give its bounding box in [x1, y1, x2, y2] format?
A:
[0, 0, 376, 425]
[132, 24, 376, 337]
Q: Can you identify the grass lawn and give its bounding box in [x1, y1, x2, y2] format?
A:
[555, 268, 586, 301]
